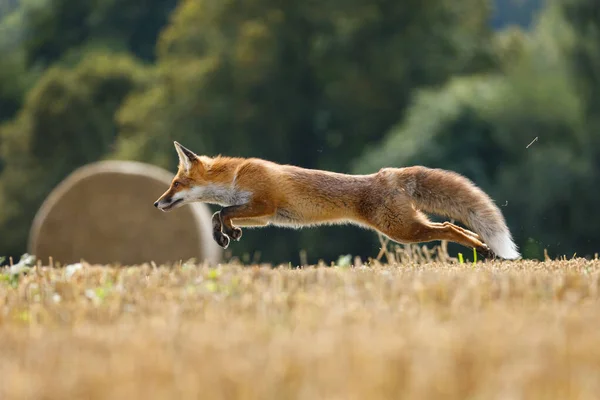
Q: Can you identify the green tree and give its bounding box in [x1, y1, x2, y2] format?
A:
[22, 0, 178, 68]
[0, 51, 151, 258]
[557, 0, 600, 143]
[0, 3, 39, 125]
[0, 56, 29, 124]
[551, 0, 600, 256]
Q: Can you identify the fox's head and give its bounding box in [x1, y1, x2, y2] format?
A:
[153, 141, 213, 212]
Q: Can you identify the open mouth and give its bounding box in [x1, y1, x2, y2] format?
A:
[161, 198, 183, 211]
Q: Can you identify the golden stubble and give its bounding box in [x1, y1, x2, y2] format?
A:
[1, 257, 600, 400]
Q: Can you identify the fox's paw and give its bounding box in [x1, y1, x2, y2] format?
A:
[222, 224, 242, 241]
[228, 227, 243, 241]
[476, 244, 496, 259]
[213, 231, 230, 249]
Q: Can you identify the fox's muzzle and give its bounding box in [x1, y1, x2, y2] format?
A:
[154, 194, 183, 212]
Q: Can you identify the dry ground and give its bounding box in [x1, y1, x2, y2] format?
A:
[1, 253, 600, 400]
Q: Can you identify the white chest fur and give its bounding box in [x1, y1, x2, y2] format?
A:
[188, 184, 252, 207]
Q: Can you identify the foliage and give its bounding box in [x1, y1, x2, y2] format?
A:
[0, 51, 151, 256]
[21, 0, 178, 67]
[0, 56, 29, 124]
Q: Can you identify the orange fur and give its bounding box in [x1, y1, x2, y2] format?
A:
[154, 142, 520, 259]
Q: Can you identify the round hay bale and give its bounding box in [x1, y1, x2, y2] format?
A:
[28, 160, 222, 266]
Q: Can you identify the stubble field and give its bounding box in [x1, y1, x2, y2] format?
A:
[1, 249, 600, 400]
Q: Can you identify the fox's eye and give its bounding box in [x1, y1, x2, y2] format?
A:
[173, 181, 180, 187]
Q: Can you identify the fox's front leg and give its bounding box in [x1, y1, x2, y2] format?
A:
[211, 211, 230, 249]
[213, 210, 243, 243]
[211, 210, 248, 250]
[215, 202, 275, 247]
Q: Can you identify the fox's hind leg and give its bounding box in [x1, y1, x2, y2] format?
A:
[380, 212, 493, 258]
[437, 222, 493, 257]
[414, 210, 481, 241]
[430, 221, 481, 240]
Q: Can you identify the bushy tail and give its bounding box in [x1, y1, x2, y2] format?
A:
[400, 166, 520, 260]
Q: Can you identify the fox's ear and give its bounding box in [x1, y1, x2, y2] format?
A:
[174, 141, 198, 172]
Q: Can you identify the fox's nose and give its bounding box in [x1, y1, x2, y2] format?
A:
[153, 201, 159, 208]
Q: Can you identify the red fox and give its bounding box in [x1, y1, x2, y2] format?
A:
[154, 142, 520, 260]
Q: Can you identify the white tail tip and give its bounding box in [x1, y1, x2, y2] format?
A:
[488, 231, 521, 260]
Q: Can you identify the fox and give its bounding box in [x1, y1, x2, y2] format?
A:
[153, 141, 520, 260]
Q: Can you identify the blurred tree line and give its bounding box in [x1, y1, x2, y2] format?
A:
[0, 0, 597, 265]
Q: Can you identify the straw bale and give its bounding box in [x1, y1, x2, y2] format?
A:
[28, 160, 222, 266]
